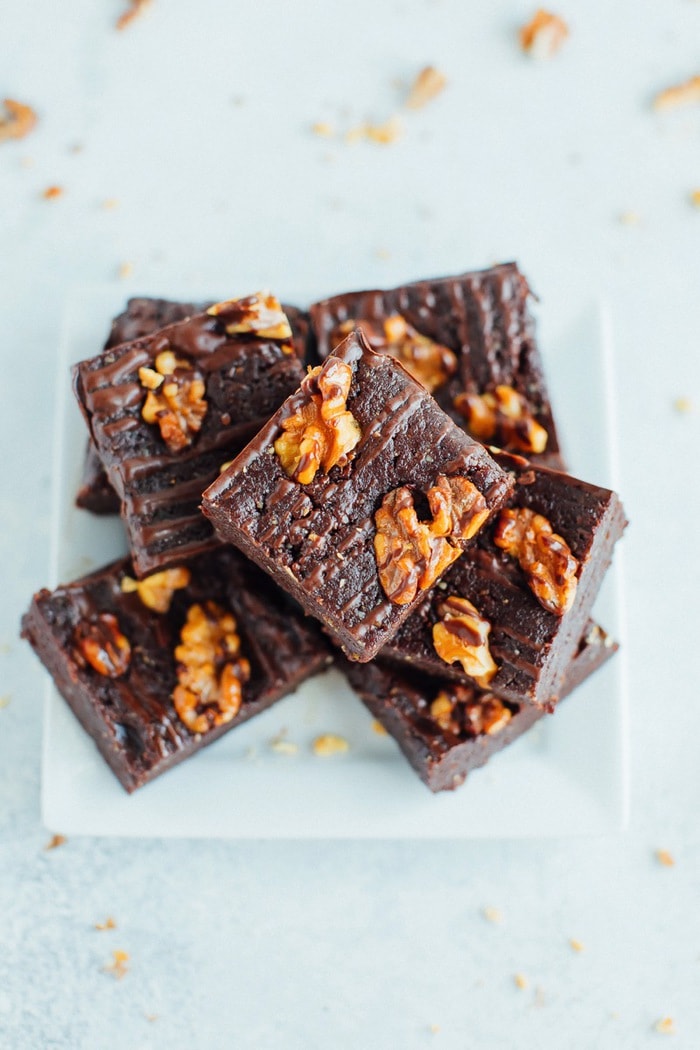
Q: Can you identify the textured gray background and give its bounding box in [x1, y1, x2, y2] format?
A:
[1, 1, 699, 1047]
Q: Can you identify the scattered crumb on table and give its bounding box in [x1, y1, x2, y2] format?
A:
[673, 398, 693, 415]
[655, 848, 676, 867]
[116, 0, 151, 31]
[619, 211, 641, 227]
[42, 185, 64, 200]
[102, 198, 120, 210]
[371, 719, 388, 735]
[44, 834, 66, 851]
[346, 116, 402, 145]
[311, 121, 334, 138]
[269, 732, 299, 756]
[514, 973, 528, 990]
[0, 99, 38, 143]
[428, 1022, 441, 1034]
[569, 937, 585, 952]
[405, 66, 447, 110]
[102, 949, 129, 979]
[118, 261, 134, 280]
[654, 75, 700, 112]
[0, 694, 11, 709]
[95, 917, 117, 931]
[653, 1016, 676, 1035]
[482, 906, 503, 924]
[312, 733, 349, 757]
[519, 10, 569, 59]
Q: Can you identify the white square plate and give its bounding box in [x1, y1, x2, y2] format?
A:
[42, 285, 628, 837]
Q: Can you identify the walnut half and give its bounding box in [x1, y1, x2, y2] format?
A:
[493, 506, 578, 615]
[274, 358, 361, 484]
[331, 314, 457, 393]
[432, 595, 498, 687]
[140, 349, 207, 453]
[454, 385, 548, 455]
[374, 475, 489, 605]
[430, 684, 512, 737]
[173, 602, 251, 735]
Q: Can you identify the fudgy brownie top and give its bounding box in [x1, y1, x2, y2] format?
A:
[202, 330, 514, 660]
[21, 548, 331, 790]
[310, 262, 564, 469]
[382, 450, 626, 706]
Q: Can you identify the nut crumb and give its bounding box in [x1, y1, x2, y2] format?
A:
[95, 917, 117, 931]
[519, 10, 569, 59]
[673, 397, 693, 414]
[269, 732, 299, 756]
[569, 938, 584, 952]
[690, 190, 700, 208]
[0, 694, 11, 709]
[514, 973, 528, 990]
[619, 210, 641, 227]
[121, 567, 191, 613]
[429, 1023, 441, 1034]
[0, 99, 37, 143]
[653, 1017, 676, 1035]
[405, 66, 447, 109]
[346, 115, 402, 145]
[371, 719, 387, 736]
[312, 733, 349, 757]
[482, 906, 503, 924]
[118, 261, 134, 279]
[375, 248, 391, 260]
[42, 185, 64, 200]
[311, 121, 334, 138]
[656, 848, 675, 867]
[44, 833, 66, 851]
[654, 75, 700, 112]
[116, 0, 151, 31]
[103, 950, 129, 979]
[102, 198, 120, 210]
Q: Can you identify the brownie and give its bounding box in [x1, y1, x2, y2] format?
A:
[381, 450, 626, 709]
[342, 621, 618, 792]
[310, 262, 564, 469]
[73, 294, 308, 576]
[21, 548, 332, 792]
[75, 441, 120, 515]
[202, 330, 514, 661]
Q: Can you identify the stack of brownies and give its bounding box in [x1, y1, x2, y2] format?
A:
[22, 264, 626, 795]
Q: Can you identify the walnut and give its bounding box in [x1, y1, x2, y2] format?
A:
[405, 66, 448, 110]
[345, 116, 403, 145]
[432, 596, 498, 687]
[429, 684, 512, 736]
[120, 566, 191, 613]
[140, 348, 207, 452]
[519, 9, 569, 59]
[374, 476, 489, 605]
[274, 358, 361, 483]
[0, 99, 37, 143]
[331, 314, 457, 393]
[172, 602, 251, 735]
[454, 385, 548, 455]
[207, 292, 292, 340]
[493, 506, 578, 615]
[311, 733, 349, 756]
[74, 614, 131, 677]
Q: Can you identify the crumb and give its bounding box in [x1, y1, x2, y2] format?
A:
[145, 1014, 159, 1023]
[690, 190, 700, 208]
[619, 210, 641, 226]
[0, 99, 38, 143]
[519, 10, 569, 59]
[654, 76, 700, 112]
[311, 121, 334, 138]
[42, 185, 64, 200]
[346, 115, 402, 145]
[405, 66, 447, 109]
[428, 1023, 441, 1034]
[653, 1017, 676, 1035]
[375, 248, 391, 260]
[0, 695, 11, 709]
[116, 0, 151, 31]
[44, 834, 66, 851]
[673, 397, 693, 414]
[569, 938, 584, 952]
[102, 949, 129, 979]
[482, 906, 503, 924]
[95, 917, 117, 931]
[534, 986, 546, 1008]
[371, 719, 388, 735]
[312, 733, 349, 757]
[514, 973, 528, 989]
[656, 848, 676, 867]
[102, 198, 120, 210]
[269, 731, 299, 756]
[118, 261, 134, 280]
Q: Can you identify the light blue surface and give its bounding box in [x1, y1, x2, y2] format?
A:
[1, 2, 699, 1047]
